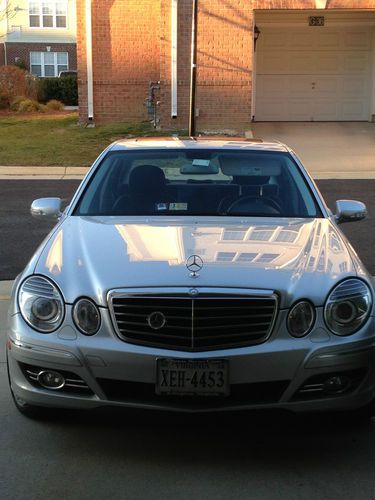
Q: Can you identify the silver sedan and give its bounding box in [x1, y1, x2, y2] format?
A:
[6, 138, 375, 418]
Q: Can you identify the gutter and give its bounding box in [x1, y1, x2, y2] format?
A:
[85, 0, 94, 123]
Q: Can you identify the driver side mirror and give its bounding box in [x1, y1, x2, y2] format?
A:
[31, 198, 62, 221]
[335, 200, 367, 224]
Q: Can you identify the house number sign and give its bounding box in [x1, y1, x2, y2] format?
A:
[309, 16, 325, 26]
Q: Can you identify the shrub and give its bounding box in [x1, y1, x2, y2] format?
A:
[0, 93, 10, 109]
[0, 66, 38, 101]
[10, 96, 26, 111]
[38, 75, 78, 106]
[45, 99, 64, 111]
[14, 59, 27, 71]
[10, 97, 44, 112]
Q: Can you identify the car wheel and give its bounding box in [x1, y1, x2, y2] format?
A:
[6, 354, 56, 420]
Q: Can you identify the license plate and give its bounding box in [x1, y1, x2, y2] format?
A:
[156, 359, 229, 396]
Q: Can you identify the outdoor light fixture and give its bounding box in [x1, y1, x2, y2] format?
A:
[254, 25, 261, 50]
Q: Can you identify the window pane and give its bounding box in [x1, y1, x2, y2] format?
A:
[44, 65, 55, 77]
[249, 230, 274, 242]
[29, 2, 40, 15]
[42, 3, 53, 15]
[44, 52, 54, 64]
[217, 252, 236, 262]
[31, 65, 42, 77]
[30, 52, 42, 64]
[56, 15, 66, 27]
[222, 230, 246, 241]
[57, 52, 67, 64]
[237, 253, 257, 263]
[56, 2, 67, 15]
[43, 15, 53, 27]
[257, 253, 278, 263]
[29, 15, 40, 27]
[57, 65, 68, 74]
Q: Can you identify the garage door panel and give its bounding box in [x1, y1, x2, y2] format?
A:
[313, 101, 339, 120]
[290, 33, 315, 48]
[315, 77, 340, 94]
[316, 54, 341, 73]
[255, 27, 371, 122]
[343, 53, 369, 73]
[341, 101, 368, 120]
[344, 32, 371, 49]
[317, 33, 341, 48]
[342, 77, 367, 96]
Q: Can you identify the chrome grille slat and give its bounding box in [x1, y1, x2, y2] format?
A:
[193, 322, 271, 331]
[110, 291, 278, 352]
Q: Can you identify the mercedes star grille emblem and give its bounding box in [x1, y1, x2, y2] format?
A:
[186, 255, 203, 278]
[147, 311, 166, 330]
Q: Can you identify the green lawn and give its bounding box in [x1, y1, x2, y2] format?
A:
[0, 113, 173, 167]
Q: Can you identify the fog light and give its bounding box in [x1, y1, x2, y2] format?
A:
[323, 375, 350, 395]
[37, 370, 65, 390]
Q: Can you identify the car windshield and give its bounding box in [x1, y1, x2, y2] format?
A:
[74, 149, 323, 217]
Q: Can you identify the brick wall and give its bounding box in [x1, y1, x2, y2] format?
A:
[160, 0, 253, 132]
[77, 0, 375, 129]
[77, 0, 160, 124]
[0, 44, 5, 66]
[4, 43, 77, 72]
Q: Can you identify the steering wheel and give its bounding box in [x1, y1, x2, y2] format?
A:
[226, 196, 282, 215]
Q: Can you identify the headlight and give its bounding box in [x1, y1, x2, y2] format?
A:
[324, 279, 372, 336]
[18, 276, 64, 333]
[73, 298, 100, 335]
[287, 300, 315, 338]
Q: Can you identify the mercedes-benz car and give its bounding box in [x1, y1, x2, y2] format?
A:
[6, 137, 375, 418]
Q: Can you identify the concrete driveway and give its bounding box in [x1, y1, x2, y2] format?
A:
[251, 122, 375, 179]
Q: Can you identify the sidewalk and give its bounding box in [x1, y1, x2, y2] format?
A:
[0, 166, 88, 180]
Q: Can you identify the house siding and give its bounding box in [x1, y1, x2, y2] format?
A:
[76, 0, 375, 129]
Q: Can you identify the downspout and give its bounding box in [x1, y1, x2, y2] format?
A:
[171, 0, 178, 118]
[188, 0, 197, 136]
[85, 0, 94, 123]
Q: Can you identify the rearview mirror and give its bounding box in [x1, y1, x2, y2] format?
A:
[335, 200, 367, 224]
[31, 198, 62, 221]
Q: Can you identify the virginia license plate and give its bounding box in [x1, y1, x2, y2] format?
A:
[156, 359, 229, 396]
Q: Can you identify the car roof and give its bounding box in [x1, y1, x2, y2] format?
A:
[109, 136, 290, 153]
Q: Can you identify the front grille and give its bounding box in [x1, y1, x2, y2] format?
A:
[109, 292, 278, 351]
[97, 378, 290, 409]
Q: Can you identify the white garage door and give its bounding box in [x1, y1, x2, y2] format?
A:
[255, 28, 372, 121]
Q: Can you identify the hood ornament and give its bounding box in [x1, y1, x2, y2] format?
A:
[186, 255, 203, 278]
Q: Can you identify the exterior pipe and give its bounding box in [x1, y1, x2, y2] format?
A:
[171, 0, 178, 118]
[188, 0, 197, 136]
[85, 0, 94, 122]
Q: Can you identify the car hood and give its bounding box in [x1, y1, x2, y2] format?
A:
[34, 216, 357, 308]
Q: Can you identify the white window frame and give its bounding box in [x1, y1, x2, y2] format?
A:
[28, 1, 68, 29]
[30, 51, 69, 77]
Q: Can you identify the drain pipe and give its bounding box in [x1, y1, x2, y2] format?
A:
[188, 0, 198, 136]
[85, 0, 94, 124]
[171, 0, 178, 119]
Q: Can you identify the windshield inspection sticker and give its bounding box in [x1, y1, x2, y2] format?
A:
[192, 159, 210, 167]
[156, 203, 168, 211]
[169, 203, 188, 211]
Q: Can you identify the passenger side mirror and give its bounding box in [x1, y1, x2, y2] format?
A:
[335, 200, 367, 224]
[31, 198, 62, 221]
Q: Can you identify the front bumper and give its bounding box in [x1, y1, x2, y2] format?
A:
[7, 308, 375, 413]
